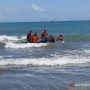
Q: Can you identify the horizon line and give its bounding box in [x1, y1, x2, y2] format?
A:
[0, 20, 90, 23]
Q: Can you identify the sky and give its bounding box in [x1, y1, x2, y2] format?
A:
[0, 0, 90, 22]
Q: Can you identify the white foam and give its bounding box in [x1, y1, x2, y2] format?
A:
[0, 35, 48, 48]
[82, 49, 90, 54]
[5, 42, 48, 48]
[0, 35, 26, 42]
[0, 56, 90, 66]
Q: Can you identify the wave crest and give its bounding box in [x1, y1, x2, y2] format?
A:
[5, 42, 48, 48]
[0, 56, 90, 66]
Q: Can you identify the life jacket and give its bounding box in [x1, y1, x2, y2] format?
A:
[41, 32, 48, 38]
[58, 36, 63, 41]
[32, 35, 38, 43]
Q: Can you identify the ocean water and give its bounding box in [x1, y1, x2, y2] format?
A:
[0, 21, 90, 90]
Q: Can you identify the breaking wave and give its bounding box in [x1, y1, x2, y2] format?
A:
[0, 35, 25, 42]
[0, 53, 90, 67]
[0, 35, 48, 48]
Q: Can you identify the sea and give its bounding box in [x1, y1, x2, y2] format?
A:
[0, 21, 90, 90]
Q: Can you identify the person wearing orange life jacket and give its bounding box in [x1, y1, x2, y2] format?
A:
[41, 30, 48, 38]
[49, 35, 55, 43]
[32, 33, 38, 43]
[27, 31, 33, 43]
[40, 30, 48, 42]
[56, 34, 63, 42]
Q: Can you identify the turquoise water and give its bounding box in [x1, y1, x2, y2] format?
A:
[0, 21, 90, 35]
[0, 21, 90, 90]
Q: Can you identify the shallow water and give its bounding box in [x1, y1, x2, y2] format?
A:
[0, 65, 90, 90]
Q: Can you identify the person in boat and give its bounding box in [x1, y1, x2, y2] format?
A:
[56, 34, 63, 42]
[27, 31, 33, 43]
[49, 35, 55, 43]
[40, 30, 49, 43]
[32, 33, 38, 43]
[41, 30, 48, 38]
